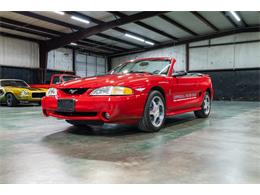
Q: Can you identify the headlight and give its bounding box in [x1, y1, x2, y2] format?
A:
[46, 88, 57, 96]
[90, 86, 133, 96]
[20, 90, 29, 96]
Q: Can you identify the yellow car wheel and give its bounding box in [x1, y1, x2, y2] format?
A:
[6, 93, 18, 107]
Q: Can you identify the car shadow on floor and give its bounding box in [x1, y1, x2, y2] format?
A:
[42, 113, 204, 161]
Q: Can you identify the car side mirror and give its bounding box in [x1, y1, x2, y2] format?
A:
[173, 71, 187, 77]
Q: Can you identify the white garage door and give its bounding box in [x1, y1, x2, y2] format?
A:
[75, 53, 87, 77]
[97, 57, 106, 75]
[87, 56, 97, 77]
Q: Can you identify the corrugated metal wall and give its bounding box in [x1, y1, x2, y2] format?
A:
[75, 52, 107, 77]
[0, 36, 39, 68]
[47, 48, 73, 71]
[189, 32, 260, 70]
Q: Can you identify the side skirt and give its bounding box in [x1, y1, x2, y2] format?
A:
[166, 107, 201, 117]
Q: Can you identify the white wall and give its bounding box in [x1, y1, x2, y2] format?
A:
[0, 36, 39, 68]
[111, 45, 186, 71]
[47, 48, 73, 71]
[111, 32, 260, 71]
[75, 51, 107, 77]
[75, 52, 87, 77]
[48, 48, 107, 76]
[189, 32, 260, 71]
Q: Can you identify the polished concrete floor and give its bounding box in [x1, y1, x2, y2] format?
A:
[0, 101, 260, 183]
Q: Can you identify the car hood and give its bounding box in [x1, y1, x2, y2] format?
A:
[3, 86, 46, 92]
[58, 73, 158, 89]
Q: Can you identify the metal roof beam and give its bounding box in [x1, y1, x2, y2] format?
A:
[44, 11, 166, 51]
[0, 31, 42, 43]
[221, 11, 239, 28]
[158, 14, 198, 36]
[109, 11, 178, 41]
[0, 16, 65, 36]
[0, 23, 55, 38]
[81, 39, 129, 51]
[191, 11, 219, 32]
[66, 11, 160, 44]
[236, 12, 249, 27]
[14, 11, 152, 48]
[96, 33, 144, 48]
[13, 11, 82, 30]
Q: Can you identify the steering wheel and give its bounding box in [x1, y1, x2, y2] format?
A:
[152, 70, 160, 74]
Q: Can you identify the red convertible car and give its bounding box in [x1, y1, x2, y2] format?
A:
[42, 57, 213, 132]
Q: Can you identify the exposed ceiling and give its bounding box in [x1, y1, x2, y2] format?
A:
[0, 11, 259, 57]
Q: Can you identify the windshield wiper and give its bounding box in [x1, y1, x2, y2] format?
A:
[129, 71, 153, 75]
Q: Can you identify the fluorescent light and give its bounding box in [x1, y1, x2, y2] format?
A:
[71, 16, 90, 24]
[125, 33, 154, 46]
[125, 33, 144, 42]
[70, 42, 77, 46]
[230, 11, 241, 22]
[144, 41, 154, 45]
[53, 11, 65, 15]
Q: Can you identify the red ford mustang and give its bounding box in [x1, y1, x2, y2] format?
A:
[42, 57, 213, 132]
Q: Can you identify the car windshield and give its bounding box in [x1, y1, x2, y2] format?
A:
[63, 76, 79, 82]
[0, 80, 29, 88]
[110, 60, 171, 75]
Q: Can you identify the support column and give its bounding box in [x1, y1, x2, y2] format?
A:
[72, 49, 76, 74]
[107, 57, 112, 71]
[39, 43, 48, 83]
[185, 43, 190, 72]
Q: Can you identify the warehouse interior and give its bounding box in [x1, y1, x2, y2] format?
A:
[0, 11, 260, 183]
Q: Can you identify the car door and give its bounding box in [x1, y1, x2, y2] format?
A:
[170, 72, 200, 111]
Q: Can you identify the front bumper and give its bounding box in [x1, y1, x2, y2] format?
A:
[42, 94, 147, 124]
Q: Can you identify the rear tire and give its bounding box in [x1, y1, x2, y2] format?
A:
[138, 90, 166, 132]
[194, 91, 211, 118]
[6, 93, 18, 107]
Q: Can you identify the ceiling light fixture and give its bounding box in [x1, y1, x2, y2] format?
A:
[71, 16, 90, 24]
[70, 42, 77, 46]
[144, 41, 154, 45]
[125, 33, 144, 42]
[53, 11, 65, 15]
[230, 11, 241, 22]
[125, 33, 154, 46]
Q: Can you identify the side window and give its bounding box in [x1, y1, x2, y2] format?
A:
[52, 76, 60, 84]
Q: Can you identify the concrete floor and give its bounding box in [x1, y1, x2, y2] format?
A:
[0, 101, 260, 183]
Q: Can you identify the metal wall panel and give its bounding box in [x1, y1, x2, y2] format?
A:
[0, 36, 39, 68]
[87, 56, 97, 77]
[190, 32, 260, 70]
[96, 57, 106, 75]
[47, 48, 73, 71]
[189, 47, 208, 70]
[75, 53, 87, 77]
[235, 42, 260, 68]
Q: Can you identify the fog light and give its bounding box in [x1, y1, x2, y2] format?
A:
[103, 112, 110, 120]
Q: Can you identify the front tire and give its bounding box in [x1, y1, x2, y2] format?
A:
[6, 93, 18, 107]
[194, 91, 211, 118]
[138, 90, 166, 132]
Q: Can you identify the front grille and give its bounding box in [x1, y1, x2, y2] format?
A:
[32, 92, 46, 98]
[61, 88, 88, 95]
[54, 111, 97, 117]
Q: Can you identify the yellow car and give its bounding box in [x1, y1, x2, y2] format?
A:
[0, 79, 47, 107]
